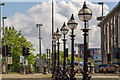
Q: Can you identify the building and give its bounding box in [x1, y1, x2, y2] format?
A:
[98, 2, 120, 64]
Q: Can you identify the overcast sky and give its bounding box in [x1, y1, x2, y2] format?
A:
[1, 0, 119, 55]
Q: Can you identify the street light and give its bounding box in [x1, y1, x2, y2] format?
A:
[36, 24, 43, 73]
[0, 3, 5, 6]
[3, 17, 7, 45]
[46, 49, 51, 73]
[67, 14, 78, 80]
[55, 28, 62, 80]
[0, 3, 5, 74]
[60, 22, 69, 79]
[2, 17, 7, 74]
[98, 2, 104, 64]
[52, 32, 57, 78]
[78, 2, 92, 80]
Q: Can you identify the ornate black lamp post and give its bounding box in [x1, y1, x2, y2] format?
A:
[46, 49, 51, 73]
[67, 14, 78, 80]
[52, 33, 57, 77]
[78, 2, 92, 80]
[55, 28, 62, 80]
[60, 22, 69, 79]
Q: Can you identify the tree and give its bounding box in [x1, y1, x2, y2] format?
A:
[54, 51, 79, 66]
[2, 26, 35, 72]
[35, 53, 47, 60]
[41, 54, 47, 59]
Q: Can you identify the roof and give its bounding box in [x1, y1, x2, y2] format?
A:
[98, 2, 120, 27]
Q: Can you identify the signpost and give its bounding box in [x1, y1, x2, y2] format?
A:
[26, 60, 28, 66]
[36, 59, 47, 67]
[23, 60, 26, 66]
[7, 57, 12, 64]
[8, 54, 12, 64]
[20, 55, 24, 65]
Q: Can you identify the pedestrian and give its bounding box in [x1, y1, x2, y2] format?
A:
[103, 67, 106, 74]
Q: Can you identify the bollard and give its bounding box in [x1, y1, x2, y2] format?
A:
[114, 64, 119, 74]
[90, 65, 94, 74]
[3, 65, 6, 74]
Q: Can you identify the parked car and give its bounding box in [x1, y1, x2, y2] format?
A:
[112, 62, 120, 66]
[97, 64, 118, 73]
[106, 64, 116, 73]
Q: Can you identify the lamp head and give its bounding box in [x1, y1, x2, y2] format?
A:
[78, 2, 92, 22]
[60, 22, 69, 35]
[67, 14, 78, 30]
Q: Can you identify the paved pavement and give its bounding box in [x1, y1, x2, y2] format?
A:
[1, 73, 120, 80]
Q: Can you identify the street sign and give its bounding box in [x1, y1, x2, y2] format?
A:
[20, 55, 24, 63]
[36, 59, 47, 66]
[26, 60, 28, 66]
[23, 60, 26, 65]
[26, 56, 28, 60]
[8, 57, 12, 64]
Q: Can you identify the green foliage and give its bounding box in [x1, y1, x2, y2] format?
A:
[50, 51, 79, 67]
[2, 26, 35, 72]
[35, 53, 47, 60]
[41, 54, 47, 59]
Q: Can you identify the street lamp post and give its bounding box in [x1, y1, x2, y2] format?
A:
[98, 2, 104, 64]
[46, 49, 51, 73]
[60, 22, 69, 79]
[55, 28, 62, 80]
[67, 14, 78, 80]
[52, 33, 57, 77]
[48, 49, 50, 73]
[2, 17, 7, 74]
[0, 3, 5, 74]
[78, 2, 92, 80]
[36, 24, 43, 73]
[3, 17, 7, 45]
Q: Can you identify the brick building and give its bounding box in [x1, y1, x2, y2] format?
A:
[98, 2, 120, 64]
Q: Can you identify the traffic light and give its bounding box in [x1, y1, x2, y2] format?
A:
[22, 46, 30, 56]
[22, 46, 26, 56]
[88, 50, 91, 57]
[2, 46, 5, 57]
[26, 47, 30, 56]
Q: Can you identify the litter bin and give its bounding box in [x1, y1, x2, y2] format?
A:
[43, 66, 48, 74]
[114, 64, 119, 74]
[89, 65, 94, 74]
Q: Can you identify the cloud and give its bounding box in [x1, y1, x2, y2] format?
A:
[5, 0, 109, 55]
